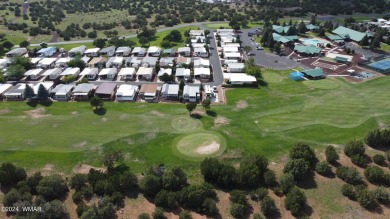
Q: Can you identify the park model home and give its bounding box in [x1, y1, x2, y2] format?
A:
[132, 47, 146, 57]
[88, 57, 107, 68]
[68, 45, 86, 57]
[106, 57, 124, 68]
[193, 58, 209, 68]
[0, 58, 11, 69]
[99, 46, 116, 57]
[41, 68, 62, 80]
[116, 84, 138, 101]
[80, 68, 98, 80]
[158, 68, 172, 80]
[98, 68, 117, 80]
[224, 73, 257, 85]
[37, 58, 57, 69]
[84, 48, 101, 57]
[115, 47, 131, 56]
[24, 68, 44, 80]
[178, 47, 191, 57]
[0, 84, 12, 100]
[4, 83, 34, 100]
[147, 46, 161, 57]
[52, 84, 74, 101]
[60, 67, 80, 78]
[118, 67, 136, 81]
[95, 83, 117, 100]
[142, 57, 158, 67]
[37, 46, 57, 57]
[175, 68, 191, 81]
[6, 48, 28, 58]
[136, 67, 153, 81]
[183, 85, 200, 102]
[55, 57, 72, 68]
[194, 47, 208, 57]
[194, 67, 211, 79]
[30, 57, 42, 68]
[161, 84, 179, 100]
[227, 63, 245, 73]
[139, 83, 159, 102]
[72, 83, 95, 100]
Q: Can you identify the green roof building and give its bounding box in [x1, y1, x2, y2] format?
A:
[306, 24, 319, 30]
[327, 34, 345, 43]
[273, 33, 298, 44]
[302, 69, 325, 79]
[272, 25, 290, 34]
[294, 45, 321, 55]
[332, 26, 367, 42]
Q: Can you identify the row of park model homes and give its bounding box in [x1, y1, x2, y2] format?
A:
[0, 81, 204, 103]
[0, 31, 212, 83]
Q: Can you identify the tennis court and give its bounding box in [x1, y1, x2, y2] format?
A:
[368, 59, 390, 73]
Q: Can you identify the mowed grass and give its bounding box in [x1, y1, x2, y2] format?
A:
[1, 69, 390, 174]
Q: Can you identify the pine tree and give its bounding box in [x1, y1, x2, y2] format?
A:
[298, 21, 307, 34]
[37, 84, 49, 101]
[23, 84, 35, 100]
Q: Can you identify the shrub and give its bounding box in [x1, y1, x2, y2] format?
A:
[230, 203, 246, 218]
[344, 140, 365, 157]
[178, 210, 192, 219]
[289, 143, 317, 166]
[364, 166, 384, 184]
[36, 174, 68, 201]
[284, 187, 307, 216]
[351, 154, 368, 168]
[138, 213, 151, 219]
[384, 173, 390, 186]
[261, 196, 277, 217]
[283, 159, 310, 180]
[230, 190, 247, 205]
[373, 154, 386, 166]
[336, 166, 362, 185]
[372, 186, 389, 204]
[154, 190, 177, 209]
[279, 173, 296, 194]
[315, 161, 332, 176]
[153, 207, 166, 219]
[357, 189, 377, 210]
[341, 184, 356, 200]
[251, 187, 268, 201]
[202, 198, 218, 216]
[72, 191, 83, 204]
[264, 170, 277, 187]
[325, 145, 339, 164]
[385, 150, 390, 161]
[253, 213, 264, 219]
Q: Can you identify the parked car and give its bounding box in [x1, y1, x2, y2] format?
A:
[256, 46, 263, 50]
[247, 52, 254, 56]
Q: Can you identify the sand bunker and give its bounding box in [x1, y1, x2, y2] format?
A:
[195, 141, 220, 154]
[25, 107, 50, 119]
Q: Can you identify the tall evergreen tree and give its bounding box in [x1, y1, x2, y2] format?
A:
[23, 84, 35, 100]
[298, 21, 307, 34]
[37, 84, 49, 101]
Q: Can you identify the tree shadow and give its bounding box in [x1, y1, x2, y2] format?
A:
[243, 204, 254, 219]
[297, 173, 318, 189]
[298, 204, 314, 218]
[258, 80, 268, 87]
[267, 209, 282, 219]
[330, 160, 342, 167]
[206, 110, 217, 117]
[124, 189, 140, 199]
[93, 108, 107, 116]
[26, 101, 38, 108]
[191, 113, 203, 119]
[39, 101, 53, 107]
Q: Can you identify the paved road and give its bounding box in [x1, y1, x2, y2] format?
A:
[30, 21, 228, 46]
[203, 26, 224, 86]
[240, 28, 307, 70]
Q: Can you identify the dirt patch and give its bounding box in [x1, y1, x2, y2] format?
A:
[192, 109, 206, 116]
[101, 117, 108, 122]
[25, 107, 50, 119]
[0, 109, 11, 115]
[73, 141, 87, 148]
[72, 164, 105, 174]
[150, 110, 164, 117]
[41, 164, 55, 175]
[71, 111, 79, 115]
[232, 100, 248, 111]
[214, 116, 230, 128]
[195, 141, 220, 154]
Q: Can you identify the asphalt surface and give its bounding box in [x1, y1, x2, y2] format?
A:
[240, 28, 307, 70]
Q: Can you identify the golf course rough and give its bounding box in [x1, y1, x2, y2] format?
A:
[173, 132, 227, 161]
[303, 79, 339, 90]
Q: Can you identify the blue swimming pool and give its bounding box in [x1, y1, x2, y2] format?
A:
[302, 38, 326, 46]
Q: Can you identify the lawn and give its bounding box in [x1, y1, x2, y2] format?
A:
[204, 22, 263, 30]
[1, 69, 390, 175]
[380, 42, 390, 52]
[30, 42, 95, 51]
[148, 26, 199, 48]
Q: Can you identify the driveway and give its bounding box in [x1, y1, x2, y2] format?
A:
[240, 28, 307, 70]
